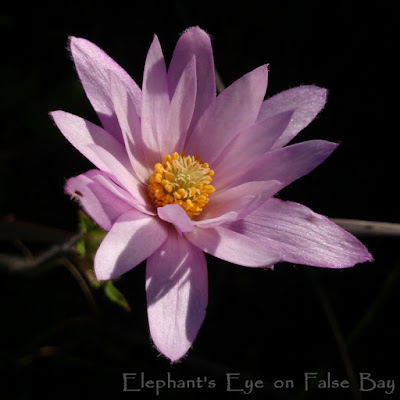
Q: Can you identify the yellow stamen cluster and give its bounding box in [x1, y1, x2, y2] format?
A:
[148, 152, 215, 218]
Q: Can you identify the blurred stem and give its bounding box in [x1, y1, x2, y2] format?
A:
[60, 257, 98, 314]
[0, 232, 81, 275]
[347, 263, 400, 348]
[301, 263, 400, 400]
[13, 239, 34, 260]
[332, 218, 400, 236]
[305, 268, 361, 400]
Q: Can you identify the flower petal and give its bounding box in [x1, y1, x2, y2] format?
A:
[212, 110, 293, 189]
[86, 142, 149, 211]
[51, 111, 148, 207]
[141, 35, 169, 163]
[95, 211, 168, 281]
[50, 110, 131, 174]
[69, 37, 141, 142]
[224, 140, 337, 190]
[163, 56, 197, 155]
[168, 26, 216, 136]
[158, 204, 195, 234]
[185, 65, 268, 164]
[146, 230, 207, 362]
[185, 225, 280, 268]
[193, 212, 239, 229]
[50, 105, 146, 205]
[87, 167, 154, 216]
[109, 71, 151, 183]
[198, 180, 282, 224]
[228, 198, 372, 268]
[257, 85, 327, 150]
[65, 170, 133, 231]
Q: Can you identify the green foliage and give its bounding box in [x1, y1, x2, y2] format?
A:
[76, 212, 107, 259]
[76, 212, 130, 311]
[104, 280, 131, 311]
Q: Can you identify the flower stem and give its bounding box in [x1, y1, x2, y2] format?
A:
[331, 218, 400, 236]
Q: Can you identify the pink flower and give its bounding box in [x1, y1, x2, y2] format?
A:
[51, 27, 371, 362]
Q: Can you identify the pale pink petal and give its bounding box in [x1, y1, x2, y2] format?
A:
[193, 212, 239, 229]
[141, 35, 169, 163]
[89, 169, 155, 216]
[52, 111, 147, 208]
[146, 230, 207, 362]
[65, 170, 133, 231]
[157, 204, 195, 234]
[185, 225, 281, 267]
[87, 144, 148, 210]
[257, 86, 327, 150]
[199, 180, 282, 223]
[69, 37, 141, 143]
[95, 211, 168, 281]
[168, 26, 216, 136]
[224, 140, 337, 190]
[50, 111, 131, 174]
[227, 198, 372, 268]
[185, 65, 268, 164]
[212, 111, 293, 189]
[109, 71, 152, 182]
[162, 56, 197, 155]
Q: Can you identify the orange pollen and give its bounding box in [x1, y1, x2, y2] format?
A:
[148, 152, 215, 218]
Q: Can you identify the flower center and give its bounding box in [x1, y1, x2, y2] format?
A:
[148, 152, 215, 218]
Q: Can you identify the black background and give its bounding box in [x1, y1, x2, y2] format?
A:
[1, 2, 399, 399]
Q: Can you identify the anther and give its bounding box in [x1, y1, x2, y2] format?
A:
[148, 153, 215, 218]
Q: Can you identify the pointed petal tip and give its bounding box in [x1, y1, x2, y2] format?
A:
[154, 345, 189, 363]
[303, 85, 328, 109]
[68, 35, 88, 50]
[151, 33, 161, 46]
[49, 110, 67, 122]
[364, 251, 373, 263]
[332, 246, 373, 269]
[349, 240, 373, 267]
[318, 86, 328, 97]
[49, 110, 65, 123]
[311, 85, 328, 107]
[313, 139, 339, 156]
[182, 26, 209, 37]
[252, 64, 268, 79]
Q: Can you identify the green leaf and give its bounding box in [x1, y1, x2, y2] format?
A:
[103, 281, 130, 311]
[76, 211, 106, 270]
[75, 212, 130, 311]
[76, 237, 86, 257]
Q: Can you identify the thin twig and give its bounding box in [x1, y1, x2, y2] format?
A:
[306, 269, 361, 400]
[60, 257, 99, 314]
[347, 263, 400, 347]
[13, 239, 34, 261]
[332, 218, 400, 236]
[0, 232, 82, 274]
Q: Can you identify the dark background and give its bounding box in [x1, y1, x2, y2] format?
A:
[1, 2, 398, 399]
